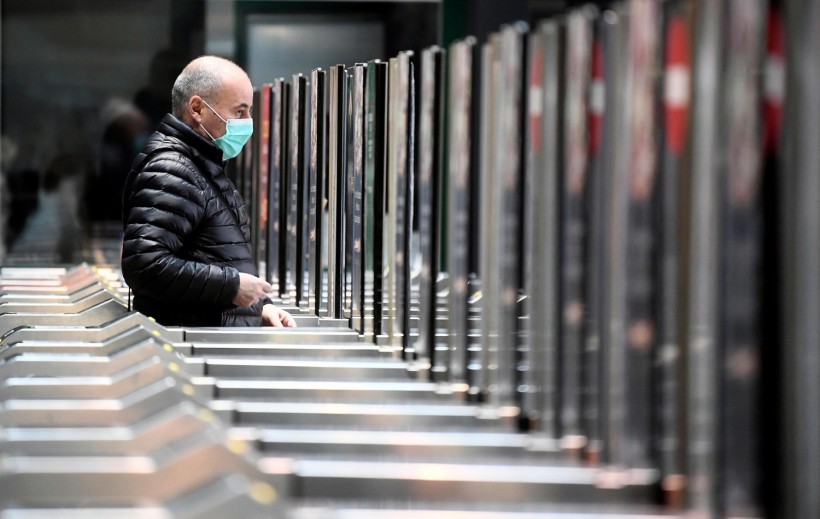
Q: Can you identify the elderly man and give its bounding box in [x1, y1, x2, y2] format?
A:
[121, 56, 294, 328]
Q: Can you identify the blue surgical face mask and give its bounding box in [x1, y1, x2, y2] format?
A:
[200, 99, 253, 160]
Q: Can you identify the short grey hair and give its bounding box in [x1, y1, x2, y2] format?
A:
[171, 60, 221, 118]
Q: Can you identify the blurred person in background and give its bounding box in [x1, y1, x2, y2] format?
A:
[93, 98, 151, 222]
[8, 153, 86, 264]
[0, 135, 20, 261]
[134, 48, 187, 130]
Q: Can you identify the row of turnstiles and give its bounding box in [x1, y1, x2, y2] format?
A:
[0, 264, 675, 517]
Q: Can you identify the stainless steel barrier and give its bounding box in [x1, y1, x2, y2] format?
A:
[2, 0, 799, 514]
[0, 312, 184, 344]
[0, 299, 129, 336]
[0, 266, 288, 518]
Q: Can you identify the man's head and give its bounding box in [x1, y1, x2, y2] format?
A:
[171, 56, 253, 142]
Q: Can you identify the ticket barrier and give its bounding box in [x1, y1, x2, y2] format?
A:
[1, 311, 185, 344]
[0, 299, 129, 337]
[3, 402, 227, 456]
[0, 268, 129, 336]
[80, 269, 659, 512]
[0, 268, 288, 518]
[180, 325, 662, 510]
[0, 266, 74, 278]
[0, 325, 183, 360]
[0, 265, 94, 286]
[0, 289, 114, 315]
[0, 304, 650, 516]
[0, 282, 102, 303]
[264, 458, 659, 505]
[290, 508, 675, 519]
[1, 385, 287, 517]
[1, 446, 284, 518]
[183, 327, 363, 345]
[0, 267, 665, 516]
[0, 265, 128, 309]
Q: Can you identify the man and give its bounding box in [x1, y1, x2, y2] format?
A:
[121, 56, 294, 328]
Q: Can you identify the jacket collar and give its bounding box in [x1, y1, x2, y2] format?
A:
[158, 113, 225, 166]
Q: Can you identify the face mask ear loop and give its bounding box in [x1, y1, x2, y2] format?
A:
[202, 99, 228, 123]
[200, 123, 217, 141]
[199, 98, 225, 142]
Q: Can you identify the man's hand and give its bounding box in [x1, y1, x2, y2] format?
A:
[233, 273, 272, 308]
[261, 303, 296, 328]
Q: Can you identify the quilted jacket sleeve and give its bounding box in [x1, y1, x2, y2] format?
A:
[121, 153, 240, 307]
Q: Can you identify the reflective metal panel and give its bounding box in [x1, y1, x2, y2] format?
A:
[348, 64, 367, 334]
[444, 39, 476, 385]
[308, 68, 327, 316]
[654, 0, 691, 495]
[486, 23, 528, 409]
[384, 52, 415, 354]
[781, 1, 820, 517]
[686, 0, 723, 513]
[718, 0, 766, 514]
[0, 300, 128, 336]
[271, 79, 291, 299]
[364, 60, 388, 339]
[417, 45, 445, 371]
[290, 74, 308, 308]
[256, 84, 272, 280]
[522, 19, 563, 440]
[559, 6, 595, 445]
[477, 34, 500, 398]
[327, 65, 348, 319]
[285, 460, 658, 504]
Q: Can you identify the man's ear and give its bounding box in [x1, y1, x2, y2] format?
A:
[189, 96, 204, 125]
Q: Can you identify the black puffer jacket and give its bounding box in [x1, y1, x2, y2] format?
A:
[121, 114, 267, 327]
